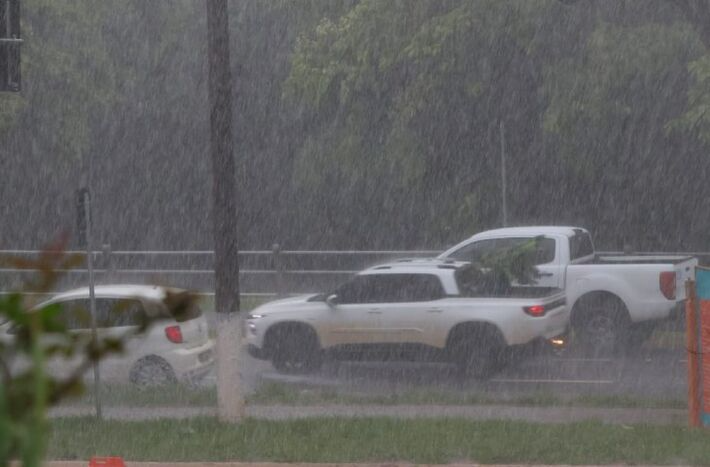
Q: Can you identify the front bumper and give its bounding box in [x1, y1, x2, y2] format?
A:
[247, 343, 268, 360]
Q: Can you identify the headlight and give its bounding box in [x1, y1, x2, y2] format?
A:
[247, 322, 258, 335]
[247, 313, 265, 319]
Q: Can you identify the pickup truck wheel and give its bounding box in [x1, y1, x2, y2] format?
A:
[269, 326, 323, 375]
[573, 294, 630, 356]
[450, 333, 504, 380]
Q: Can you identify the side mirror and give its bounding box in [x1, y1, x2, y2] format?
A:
[325, 294, 339, 308]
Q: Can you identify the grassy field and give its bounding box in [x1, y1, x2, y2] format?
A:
[248, 382, 686, 409]
[48, 416, 710, 464]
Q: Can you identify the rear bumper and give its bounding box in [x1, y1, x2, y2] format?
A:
[162, 339, 216, 381]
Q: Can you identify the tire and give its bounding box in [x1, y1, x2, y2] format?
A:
[268, 325, 322, 375]
[129, 357, 177, 387]
[572, 294, 630, 356]
[449, 330, 505, 380]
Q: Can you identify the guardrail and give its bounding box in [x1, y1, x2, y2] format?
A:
[0, 245, 443, 296]
[1, 246, 706, 297]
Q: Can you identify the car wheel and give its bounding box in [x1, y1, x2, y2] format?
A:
[573, 294, 630, 356]
[269, 326, 322, 375]
[129, 357, 177, 387]
[451, 333, 504, 380]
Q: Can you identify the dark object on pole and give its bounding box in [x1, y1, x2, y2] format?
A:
[206, 0, 240, 314]
[272, 243, 284, 297]
[76, 188, 89, 248]
[0, 0, 21, 92]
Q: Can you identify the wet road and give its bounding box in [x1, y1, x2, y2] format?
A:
[244, 343, 688, 402]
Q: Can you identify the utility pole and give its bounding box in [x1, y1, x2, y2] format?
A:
[206, 0, 243, 422]
[500, 120, 508, 227]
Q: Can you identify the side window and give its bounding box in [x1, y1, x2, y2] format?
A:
[96, 299, 147, 327]
[447, 239, 497, 262]
[336, 274, 445, 304]
[532, 238, 556, 265]
[494, 237, 556, 265]
[336, 276, 379, 304]
[55, 299, 92, 330]
[55, 298, 147, 329]
[569, 231, 594, 260]
[397, 274, 446, 302]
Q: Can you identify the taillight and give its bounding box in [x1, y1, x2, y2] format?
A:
[659, 271, 676, 300]
[523, 305, 546, 317]
[165, 325, 183, 343]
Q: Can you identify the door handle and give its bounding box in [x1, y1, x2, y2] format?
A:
[367, 309, 382, 314]
[427, 308, 443, 313]
[538, 272, 554, 277]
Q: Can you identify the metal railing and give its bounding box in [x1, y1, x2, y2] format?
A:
[0, 245, 443, 296]
[1, 246, 706, 297]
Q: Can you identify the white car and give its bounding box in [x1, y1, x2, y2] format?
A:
[246, 260, 568, 378]
[1, 284, 215, 385]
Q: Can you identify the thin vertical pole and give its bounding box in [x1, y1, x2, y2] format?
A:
[500, 120, 508, 227]
[84, 190, 101, 420]
[686, 280, 701, 427]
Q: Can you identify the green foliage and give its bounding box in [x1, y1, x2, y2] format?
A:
[675, 54, 710, 144]
[455, 237, 544, 296]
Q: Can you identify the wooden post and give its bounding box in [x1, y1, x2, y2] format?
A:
[686, 280, 701, 427]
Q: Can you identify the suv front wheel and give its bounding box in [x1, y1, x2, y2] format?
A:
[268, 325, 323, 375]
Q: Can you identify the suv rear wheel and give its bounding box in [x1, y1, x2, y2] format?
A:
[129, 356, 177, 386]
[449, 329, 505, 379]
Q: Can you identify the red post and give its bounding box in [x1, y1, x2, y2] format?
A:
[89, 457, 125, 467]
[686, 280, 701, 427]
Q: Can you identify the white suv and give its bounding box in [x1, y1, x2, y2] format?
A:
[246, 260, 568, 378]
[2, 285, 215, 385]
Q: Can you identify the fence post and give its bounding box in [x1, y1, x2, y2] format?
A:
[272, 243, 284, 297]
[102, 243, 113, 280]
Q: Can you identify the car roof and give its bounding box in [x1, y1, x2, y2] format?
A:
[46, 284, 179, 302]
[469, 226, 585, 239]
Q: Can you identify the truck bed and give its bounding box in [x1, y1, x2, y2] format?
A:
[466, 286, 562, 299]
[588, 254, 695, 265]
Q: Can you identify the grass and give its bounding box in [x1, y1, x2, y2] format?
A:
[48, 416, 710, 464]
[60, 382, 685, 410]
[247, 382, 686, 409]
[65, 384, 217, 407]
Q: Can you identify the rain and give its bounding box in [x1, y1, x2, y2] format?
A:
[2, 0, 710, 465]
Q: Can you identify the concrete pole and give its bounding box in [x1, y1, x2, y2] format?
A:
[206, 0, 244, 422]
[500, 120, 508, 227]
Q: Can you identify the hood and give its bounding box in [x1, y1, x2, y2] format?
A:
[249, 294, 323, 315]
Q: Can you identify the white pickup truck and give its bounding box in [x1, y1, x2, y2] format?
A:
[438, 226, 697, 353]
[246, 260, 568, 378]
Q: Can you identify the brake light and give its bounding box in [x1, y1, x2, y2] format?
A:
[523, 305, 546, 317]
[165, 325, 183, 343]
[659, 271, 676, 300]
